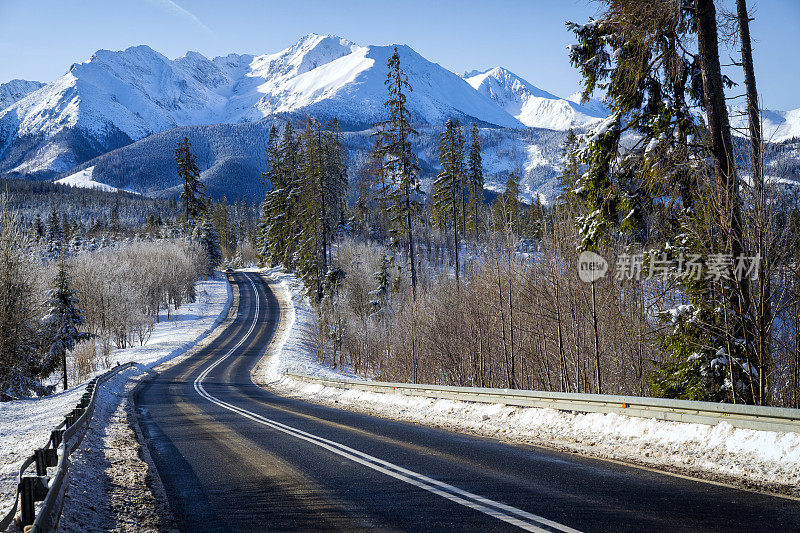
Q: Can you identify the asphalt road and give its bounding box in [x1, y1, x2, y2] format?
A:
[134, 272, 800, 532]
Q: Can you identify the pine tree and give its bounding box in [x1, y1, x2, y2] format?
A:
[294, 118, 348, 301]
[45, 207, 63, 261]
[432, 119, 465, 282]
[467, 123, 484, 243]
[260, 125, 283, 265]
[373, 47, 422, 298]
[493, 174, 520, 235]
[44, 260, 91, 390]
[199, 216, 222, 275]
[566, 1, 758, 403]
[279, 122, 303, 269]
[34, 213, 45, 241]
[356, 135, 394, 242]
[369, 253, 394, 320]
[296, 118, 327, 299]
[176, 137, 206, 227]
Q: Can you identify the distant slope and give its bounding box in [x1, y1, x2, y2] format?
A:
[0, 34, 521, 179]
[62, 117, 569, 204]
[729, 106, 800, 143]
[0, 79, 45, 111]
[55, 166, 124, 193]
[465, 67, 605, 130]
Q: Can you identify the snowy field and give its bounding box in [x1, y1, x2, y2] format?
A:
[259, 270, 800, 495]
[0, 274, 231, 527]
[54, 166, 123, 193]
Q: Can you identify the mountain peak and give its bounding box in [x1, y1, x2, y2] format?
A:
[0, 79, 45, 111]
[465, 66, 605, 129]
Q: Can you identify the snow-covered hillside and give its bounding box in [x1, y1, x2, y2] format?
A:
[729, 106, 800, 143]
[465, 67, 604, 130]
[55, 166, 127, 193]
[0, 79, 45, 111]
[0, 34, 522, 178]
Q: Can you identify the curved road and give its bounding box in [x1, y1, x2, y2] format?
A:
[134, 272, 800, 532]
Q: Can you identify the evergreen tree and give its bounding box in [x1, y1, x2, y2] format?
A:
[176, 137, 206, 227]
[294, 118, 348, 301]
[44, 260, 91, 390]
[45, 207, 63, 261]
[34, 213, 45, 241]
[282, 122, 304, 270]
[259, 125, 284, 265]
[355, 135, 394, 243]
[432, 119, 466, 282]
[373, 47, 422, 298]
[565, 1, 758, 403]
[467, 123, 484, 243]
[199, 216, 222, 275]
[369, 253, 394, 320]
[493, 174, 520, 235]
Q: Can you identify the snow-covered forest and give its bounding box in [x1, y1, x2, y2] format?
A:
[2, 0, 800, 410]
[257, 7, 800, 409]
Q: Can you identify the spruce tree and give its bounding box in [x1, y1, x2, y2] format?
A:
[34, 213, 45, 241]
[44, 260, 91, 390]
[369, 253, 394, 320]
[176, 137, 206, 228]
[279, 122, 302, 269]
[373, 47, 422, 298]
[260, 125, 284, 265]
[45, 207, 63, 261]
[467, 123, 484, 243]
[565, 1, 757, 402]
[432, 119, 465, 282]
[199, 217, 222, 276]
[294, 118, 348, 301]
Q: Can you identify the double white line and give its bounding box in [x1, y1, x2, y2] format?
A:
[194, 274, 580, 533]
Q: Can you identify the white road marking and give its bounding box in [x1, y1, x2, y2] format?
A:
[194, 273, 581, 533]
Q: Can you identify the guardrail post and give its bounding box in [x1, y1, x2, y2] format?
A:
[34, 448, 59, 476]
[50, 429, 63, 448]
[19, 477, 48, 527]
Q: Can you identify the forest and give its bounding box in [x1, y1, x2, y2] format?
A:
[2, 0, 800, 410]
[258, 1, 800, 408]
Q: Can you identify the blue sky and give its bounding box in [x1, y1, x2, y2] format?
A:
[0, 0, 797, 109]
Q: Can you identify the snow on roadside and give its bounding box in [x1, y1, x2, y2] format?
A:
[257, 266, 359, 382]
[258, 269, 800, 494]
[0, 273, 230, 526]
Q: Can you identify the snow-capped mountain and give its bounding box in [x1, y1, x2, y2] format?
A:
[728, 106, 800, 143]
[3, 33, 795, 190]
[567, 91, 610, 117]
[465, 67, 605, 130]
[0, 34, 523, 178]
[0, 79, 45, 111]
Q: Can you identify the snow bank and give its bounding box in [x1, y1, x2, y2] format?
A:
[256, 267, 359, 383]
[259, 269, 800, 493]
[0, 273, 231, 524]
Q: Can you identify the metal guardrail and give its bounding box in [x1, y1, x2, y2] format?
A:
[285, 373, 800, 434]
[0, 362, 136, 532]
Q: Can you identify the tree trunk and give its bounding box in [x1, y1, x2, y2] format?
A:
[737, 0, 770, 405]
[695, 0, 754, 400]
[591, 280, 601, 394]
[62, 351, 68, 391]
